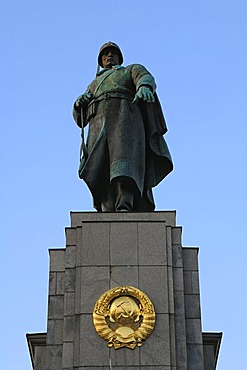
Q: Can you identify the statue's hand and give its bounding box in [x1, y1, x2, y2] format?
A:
[75, 93, 93, 108]
[132, 86, 155, 103]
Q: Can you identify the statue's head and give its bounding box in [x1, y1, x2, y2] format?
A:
[98, 42, 123, 68]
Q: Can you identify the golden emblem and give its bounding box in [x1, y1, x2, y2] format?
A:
[93, 286, 156, 349]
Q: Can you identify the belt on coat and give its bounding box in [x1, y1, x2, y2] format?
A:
[86, 91, 134, 122]
[90, 91, 134, 103]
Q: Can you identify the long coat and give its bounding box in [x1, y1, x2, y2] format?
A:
[73, 64, 173, 211]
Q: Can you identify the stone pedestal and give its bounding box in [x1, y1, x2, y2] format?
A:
[27, 211, 222, 369]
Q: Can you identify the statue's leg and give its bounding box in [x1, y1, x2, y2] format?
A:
[101, 183, 115, 212]
[113, 177, 139, 212]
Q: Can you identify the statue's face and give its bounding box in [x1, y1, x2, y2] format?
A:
[101, 47, 120, 69]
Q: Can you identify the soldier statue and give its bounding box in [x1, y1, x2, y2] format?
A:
[73, 42, 173, 212]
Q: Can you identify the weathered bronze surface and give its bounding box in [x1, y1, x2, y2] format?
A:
[73, 42, 173, 212]
[93, 286, 156, 349]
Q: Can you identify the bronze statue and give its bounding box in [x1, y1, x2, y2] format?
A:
[73, 42, 173, 212]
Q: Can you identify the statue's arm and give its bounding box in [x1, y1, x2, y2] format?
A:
[131, 64, 156, 91]
[74, 92, 93, 108]
[131, 64, 156, 103]
[72, 90, 93, 127]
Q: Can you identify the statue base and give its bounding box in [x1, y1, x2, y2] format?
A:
[27, 211, 222, 369]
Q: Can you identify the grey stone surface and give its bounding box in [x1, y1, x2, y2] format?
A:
[73, 315, 81, 367]
[63, 316, 75, 342]
[148, 211, 176, 225]
[65, 268, 76, 292]
[65, 227, 77, 246]
[77, 367, 175, 370]
[34, 345, 46, 370]
[46, 320, 55, 345]
[184, 295, 201, 319]
[78, 368, 109, 370]
[62, 342, 74, 368]
[64, 292, 75, 316]
[139, 265, 168, 314]
[141, 367, 173, 369]
[175, 339, 188, 369]
[202, 332, 223, 370]
[174, 290, 185, 316]
[186, 319, 203, 344]
[123, 212, 154, 221]
[72, 367, 175, 370]
[65, 246, 76, 269]
[173, 267, 184, 291]
[140, 314, 171, 366]
[46, 345, 63, 370]
[49, 249, 65, 272]
[183, 271, 192, 294]
[48, 295, 64, 320]
[110, 222, 138, 265]
[70, 211, 176, 226]
[72, 212, 125, 224]
[167, 266, 175, 314]
[191, 271, 200, 294]
[75, 267, 81, 314]
[171, 226, 182, 245]
[78, 368, 109, 369]
[172, 244, 183, 268]
[203, 344, 215, 370]
[183, 271, 200, 295]
[174, 313, 187, 369]
[174, 316, 187, 344]
[79, 314, 109, 366]
[187, 344, 204, 370]
[76, 227, 82, 266]
[49, 272, 56, 295]
[182, 248, 199, 271]
[110, 266, 138, 288]
[80, 266, 109, 313]
[166, 227, 173, 267]
[111, 368, 140, 370]
[169, 314, 177, 367]
[80, 222, 110, 266]
[110, 346, 140, 366]
[34, 212, 215, 370]
[138, 222, 167, 265]
[113, 368, 140, 370]
[54, 319, 64, 344]
[56, 272, 65, 294]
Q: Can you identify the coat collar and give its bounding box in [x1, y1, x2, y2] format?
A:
[97, 65, 124, 76]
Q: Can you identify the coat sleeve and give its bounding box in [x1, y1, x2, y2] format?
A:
[72, 84, 93, 128]
[72, 103, 82, 127]
[130, 64, 157, 92]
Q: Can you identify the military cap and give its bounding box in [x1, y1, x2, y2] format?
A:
[98, 41, 123, 67]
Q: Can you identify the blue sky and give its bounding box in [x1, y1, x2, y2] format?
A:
[0, 1, 246, 369]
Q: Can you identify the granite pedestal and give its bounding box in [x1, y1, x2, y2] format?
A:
[27, 211, 222, 369]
